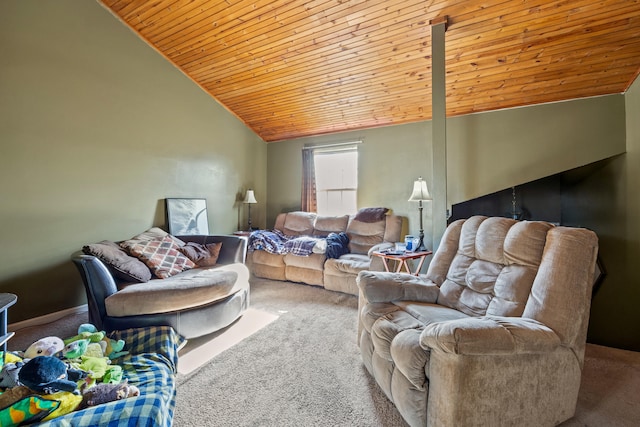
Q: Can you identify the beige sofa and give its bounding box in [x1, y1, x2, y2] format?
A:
[357, 216, 599, 427]
[248, 210, 404, 295]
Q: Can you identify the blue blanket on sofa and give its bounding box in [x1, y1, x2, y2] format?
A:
[36, 326, 184, 427]
[248, 229, 322, 256]
[248, 229, 349, 258]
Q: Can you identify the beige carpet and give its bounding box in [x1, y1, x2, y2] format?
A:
[174, 278, 640, 426]
[7, 278, 640, 426]
[560, 344, 640, 427]
[177, 307, 279, 375]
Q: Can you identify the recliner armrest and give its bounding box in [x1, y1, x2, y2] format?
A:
[357, 271, 439, 303]
[420, 316, 561, 355]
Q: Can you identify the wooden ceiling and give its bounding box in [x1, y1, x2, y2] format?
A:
[100, 0, 640, 142]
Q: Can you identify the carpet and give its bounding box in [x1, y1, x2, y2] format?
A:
[178, 307, 279, 375]
[561, 344, 640, 427]
[7, 277, 640, 426]
[175, 277, 640, 427]
[174, 278, 408, 427]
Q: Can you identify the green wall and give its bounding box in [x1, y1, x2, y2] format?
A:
[268, 95, 625, 254]
[586, 72, 640, 350]
[0, 0, 266, 322]
[267, 122, 431, 243]
[267, 93, 640, 350]
[447, 95, 626, 205]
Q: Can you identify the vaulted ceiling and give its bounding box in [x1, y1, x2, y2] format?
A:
[100, 0, 640, 142]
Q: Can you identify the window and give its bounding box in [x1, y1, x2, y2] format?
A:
[313, 145, 358, 216]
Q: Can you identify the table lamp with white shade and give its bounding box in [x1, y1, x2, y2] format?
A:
[408, 177, 432, 251]
[243, 189, 258, 231]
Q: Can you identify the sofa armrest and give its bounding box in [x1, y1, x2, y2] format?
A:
[71, 252, 119, 330]
[420, 316, 561, 355]
[357, 271, 439, 303]
[177, 234, 247, 264]
[368, 242, 394, 257]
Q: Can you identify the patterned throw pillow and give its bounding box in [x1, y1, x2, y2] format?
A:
[121, 235, 195, 279]
[178, 242, 223, 267]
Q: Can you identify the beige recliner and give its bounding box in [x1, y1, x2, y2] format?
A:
[357, 216, 599, 427]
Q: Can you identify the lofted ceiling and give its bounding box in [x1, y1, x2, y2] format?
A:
[100, 0, 640, 142]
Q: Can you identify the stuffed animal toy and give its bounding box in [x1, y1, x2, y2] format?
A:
[77, 356, 110, 380]
[23, 336, 64, 359]
[18, 356, 86, 394]
[63, 330, 105, 346]
[0, 351, 22, 367]
[85, 343, 106, 358]
[80, 381, 140, 408]
[77, 323, 98, 335]
[63, 339, 90, 359]
[102, 365, 123, 384]
[102, 336, 128, 360]
[0, 361, 24, 388]
[63, 339, 105, 360]
[76, 323, 128, 360]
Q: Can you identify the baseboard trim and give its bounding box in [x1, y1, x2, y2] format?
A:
[9, 305, 88, 331]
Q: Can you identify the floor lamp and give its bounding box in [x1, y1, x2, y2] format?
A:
[243, 189, 258, 231]
[408, 177, 432, 251]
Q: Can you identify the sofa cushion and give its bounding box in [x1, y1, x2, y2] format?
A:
[121, 235, 195, 279]
[437, 217, 553, 317]
[354, 207, 389, 223]
[83, 240, 152, 283]
[251, 249, 286, 267]
[313, 215, 349, 236]
[369, 302, 469, 364]
[106, 265, 242, 316]
[179, 242, 222, 267]
[324, 254, 370, 275]
[282, 212, 316, 236]
[284, 252, 326, 270]
[347, 218, 386, 254]
[393, 301, 470, 326]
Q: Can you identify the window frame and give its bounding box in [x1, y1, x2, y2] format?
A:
[311, 142, 360, 216]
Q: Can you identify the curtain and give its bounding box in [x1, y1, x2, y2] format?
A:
[301, 148, 317, 212]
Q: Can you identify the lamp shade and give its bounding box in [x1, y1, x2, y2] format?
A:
[243, 189, 258, 204]
[408, 177, 431, 202]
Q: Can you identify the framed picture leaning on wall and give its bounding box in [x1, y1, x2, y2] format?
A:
[165, 198, 210, 235]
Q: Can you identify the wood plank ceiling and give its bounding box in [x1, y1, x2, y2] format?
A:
[100, 0, 640, 142]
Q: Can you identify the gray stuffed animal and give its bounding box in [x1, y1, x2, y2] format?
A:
[80, 381, 140, 408]
[0, 361, 24, 388]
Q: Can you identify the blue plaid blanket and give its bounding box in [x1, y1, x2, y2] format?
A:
[248, 230, 322, 256]
[36, 326, 185, 427]
[283, 235, 322, 256]
[248, 229, 290, 254]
